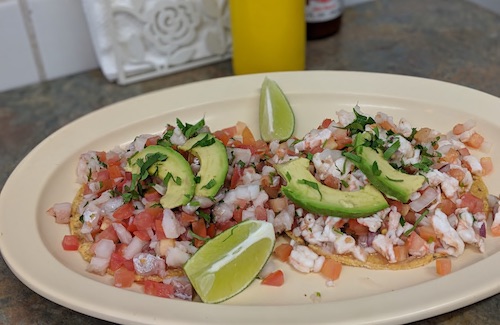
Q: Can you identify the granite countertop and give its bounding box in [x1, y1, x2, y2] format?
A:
[1, 0, 499, 324]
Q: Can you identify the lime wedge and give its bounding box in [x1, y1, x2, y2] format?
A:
[183, 220, 275, 303]
[259, 77, 295, 142]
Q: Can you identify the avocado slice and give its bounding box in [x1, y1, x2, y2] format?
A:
[178, 133, 229, 198]
[127, 145, 195, 209]
[349, 133, 425, 203]
[275, 158, 389, 218]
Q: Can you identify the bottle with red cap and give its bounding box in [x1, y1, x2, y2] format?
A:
[306, 0, 344, 40]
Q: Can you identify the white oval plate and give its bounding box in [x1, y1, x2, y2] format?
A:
[1, 71, 499, 325]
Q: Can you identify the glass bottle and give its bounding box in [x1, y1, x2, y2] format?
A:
[306, 0, 343, 40]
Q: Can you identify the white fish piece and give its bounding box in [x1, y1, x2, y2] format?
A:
[166, 244, 191, 268]
[162, 209, 186, 239]
[333, 234, 356, 254]
[431, 209, 465, 257]
[133, 253, 166, 276]
[122, 236, 148, 260]
[372, 234, 396, 263]
[112, 222, 133, 244]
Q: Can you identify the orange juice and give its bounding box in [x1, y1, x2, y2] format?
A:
[229, 0, 306, 75]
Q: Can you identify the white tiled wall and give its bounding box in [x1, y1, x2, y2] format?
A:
[0, 0, 98, 93]
[0, 0, 498, 93]
[0, 0, 42, 92]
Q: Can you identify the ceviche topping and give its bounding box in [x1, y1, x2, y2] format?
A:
[48, 80, 500, 303]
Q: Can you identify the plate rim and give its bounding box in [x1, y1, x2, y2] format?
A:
[1, 70, 499, 325]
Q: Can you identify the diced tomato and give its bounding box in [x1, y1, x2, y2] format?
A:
[133, 230, 150, 241]
[347, 219, 369, 236]
[447, 168, 465, 182]
[95, 225, 119, 243]
[180, 212, 198, 225]
[144, 280, 175, 298]
[114, 267, 136, 288]
[107, 164, 122, 179]
[109, 252, 125, 271]
[233, 207, 243, 223]
[230, 165, 243, 189]
[320, 258, 342, 281]
[406, 231, 428, 254]
[62, 235, 79, 251]
[216, 220, 237, 232]
[134, 211, 156, 231]
[145, 135, 160, 147]
[143, 188, 162, 203]
[154, 219, 167, 240]
[480, 157, 493, 175]
[452, 123, 465, 135]
[252, 139, 270, 157]
[436, 258, 452, 276]
[393, 245, 409, 262]
[261, 270, 284, 286]
[113, 202, 135, 220]
[438, 198, 457, 216]
[96, 169, 110, 182]
[441, 148, 459, 163]
[98, 179, 114, 194]
[268, 197, 288, 213]
[458, 192, 485, 214]
[379, 120, 396, 133]
[254, 205, 268, 221]
[95, 150, 106, 163]
[465, 132, 484, 149]
[192, 219, 207, 238]
[417, 225, 437, 243]
[192, 219, 208, 247]
[323, 174, 340, 189]
[320, 118, 332, 129]
[332, 128, 352, 149]
[241, 126, 256, 146]
[261, 175, 280, 199]
[213, 130, 231, 146]
[273, 243, 293, 262]
[491, 224, 500, 237]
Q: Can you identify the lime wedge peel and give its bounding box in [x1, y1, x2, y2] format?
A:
[183, 220, 276, 303]
[259, 77, 295, 142]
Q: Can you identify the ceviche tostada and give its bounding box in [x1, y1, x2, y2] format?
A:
[48, 81, 500, 302]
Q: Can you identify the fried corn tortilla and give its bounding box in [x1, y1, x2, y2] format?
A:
[286, 177, 490, 270]
[71, 176, 490, 273]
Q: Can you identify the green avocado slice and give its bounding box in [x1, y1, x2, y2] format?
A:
[349, 133, 425, 203]
[275, 158, 389, 218]
[179, 133, 229, 198]
[126, 145, 195, 209]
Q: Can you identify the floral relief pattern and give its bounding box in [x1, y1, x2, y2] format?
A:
[107, 0, 231, 84]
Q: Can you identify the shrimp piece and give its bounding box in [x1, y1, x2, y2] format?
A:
[372, 234, 397, 263]
[456, 208, 484, 252]
[273, 204, 294, 233]
[289, 244, 324, 273]
[47, 202, 72, 224]
[133, 253, 166, 277]
[431, 209, 465, 257]
[161, 209, 186, 239]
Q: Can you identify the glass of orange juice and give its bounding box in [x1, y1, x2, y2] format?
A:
[229, 0, 306, 75]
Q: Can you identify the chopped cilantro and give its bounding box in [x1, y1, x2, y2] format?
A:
[297, 179, 323, 200]
[383, 139, 400, 160]
[404, 210, 429, 236]
[202, 178, 216, 190]
[177, 118, 206, 138]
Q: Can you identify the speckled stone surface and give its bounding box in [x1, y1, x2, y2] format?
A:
[1, 0, 499, 324]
